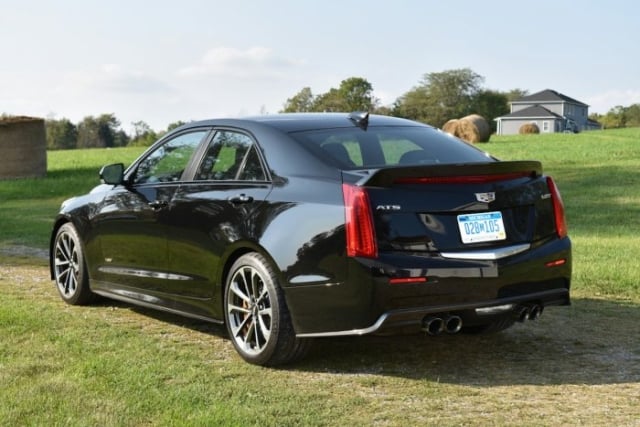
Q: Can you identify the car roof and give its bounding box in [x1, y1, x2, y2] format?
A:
[184, 113, 428, 133]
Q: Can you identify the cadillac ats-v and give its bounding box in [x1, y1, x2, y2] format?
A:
[50, 113, 571, 366]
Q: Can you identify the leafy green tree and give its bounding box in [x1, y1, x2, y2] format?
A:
[591, 104, 640, 129]
[113, 129, 130, 147]
[470, 90, 510, 132]
[623, 104, 640, 127]
[505, 88, 529, 103]
[77, 114, 124, 148]
[392, 86, 431, 123]
[129, 120, 158, 147]
[282, 77, 377, 113]
[373, 105, 393, 116]
[337, 77, 376, 112]
[166, 121, 186, 132]
[313, 88, 345, 112]
[600, 106, 626, 129]
[393, 68, 484, 127]
[45, 118, 77, 150]
[282, 87, 315, 112]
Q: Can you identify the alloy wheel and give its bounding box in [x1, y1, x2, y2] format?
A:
[54, 229, 81, 298]
[226, 265, 273, 356]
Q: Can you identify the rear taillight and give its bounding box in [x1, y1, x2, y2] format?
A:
[342, 183, 377, 258]
[547, 177, 568, 238]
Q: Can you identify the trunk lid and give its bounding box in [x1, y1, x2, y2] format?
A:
[346, 161, 557, 254]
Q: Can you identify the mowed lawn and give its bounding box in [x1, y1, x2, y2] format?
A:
[1, 129, 639, 425]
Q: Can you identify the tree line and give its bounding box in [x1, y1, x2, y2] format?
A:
[282, 69, 528, 131]
[283, 69, 640, 131]
[589, 104, 640, 129]
[44, 68, 638, 150]
[45, 115, 185, 150]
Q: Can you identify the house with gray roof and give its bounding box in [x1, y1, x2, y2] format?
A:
[495, 89, 601, 135]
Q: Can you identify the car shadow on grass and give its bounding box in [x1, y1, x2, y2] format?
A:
[120, 296, 640, 386]
[294, 297, 640, 386]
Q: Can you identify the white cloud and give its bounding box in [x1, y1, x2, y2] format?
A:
[179, 46, 305, 78]
[585, 89, 640, 114]
[75, 64, 173, 94]
[31, 65, 179, 129]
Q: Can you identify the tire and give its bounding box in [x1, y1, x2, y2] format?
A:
[224, 253, 311, 366]
[52, 223, 97, 305]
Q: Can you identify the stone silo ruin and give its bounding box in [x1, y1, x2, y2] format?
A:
[0, 116, 47, 179]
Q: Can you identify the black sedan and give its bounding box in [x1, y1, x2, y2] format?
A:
[50, 112, 571, 366]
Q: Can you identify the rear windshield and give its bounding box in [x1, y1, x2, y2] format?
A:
[290, 126, 494, 169]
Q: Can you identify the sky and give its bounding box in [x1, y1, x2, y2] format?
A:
[1, 0, 639, 133]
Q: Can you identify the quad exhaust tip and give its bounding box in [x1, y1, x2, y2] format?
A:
[514, 304, 544, 322]
[422, 304, 543, 335]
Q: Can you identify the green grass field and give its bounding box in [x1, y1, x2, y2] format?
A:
[1, 129, 639, 425]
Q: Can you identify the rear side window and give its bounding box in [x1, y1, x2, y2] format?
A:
[195, 130, 267, 181]
[291, 126, 493, 169]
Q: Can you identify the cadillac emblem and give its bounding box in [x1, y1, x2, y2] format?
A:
[475, 192, 496, 203]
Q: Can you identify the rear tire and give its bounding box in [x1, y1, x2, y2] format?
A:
[52, 223, 97, 305]
[224, 253, 311, 366]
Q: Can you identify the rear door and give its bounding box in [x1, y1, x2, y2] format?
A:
[164, 129, 272, 315]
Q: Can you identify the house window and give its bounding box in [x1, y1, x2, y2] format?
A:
[542, 121, 550, 132]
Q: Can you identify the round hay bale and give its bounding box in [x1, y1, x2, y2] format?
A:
[454, 119, 482, 144]
[442, 118, 480, 144]
[519, 123, 540, 134]
[461, 114, 491, 142]
[0, 116, 47, 179]
[442, 119, 459, 135]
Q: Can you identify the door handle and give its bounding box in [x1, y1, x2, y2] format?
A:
[148, 200, 169, 210]
[228, 194, 254, 204]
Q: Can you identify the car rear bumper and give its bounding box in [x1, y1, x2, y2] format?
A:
[296, 287, 569, 337]
[286, 237, 571, 337]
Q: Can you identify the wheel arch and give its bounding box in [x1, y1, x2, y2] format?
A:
[49, 215, 93, 280]
[49, 216, 72, 279]
[217, 242, 284, 304]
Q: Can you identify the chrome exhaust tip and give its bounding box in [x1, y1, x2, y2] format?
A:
[444, 315, 463, 334]
[515, 306, 530, 322]
[528, 304, 543, 321]
[422, 316, 444, 335]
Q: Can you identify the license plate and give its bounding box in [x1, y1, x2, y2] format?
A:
[457, 212, 506, 244]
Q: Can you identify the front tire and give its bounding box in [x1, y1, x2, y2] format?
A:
[224, 253, 311, 366]
[52, 223, 97, 305]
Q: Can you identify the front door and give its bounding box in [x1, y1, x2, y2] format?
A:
[91, 129, 210, 295]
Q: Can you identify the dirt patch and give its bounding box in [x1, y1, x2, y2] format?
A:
[0, 245, 48, 260]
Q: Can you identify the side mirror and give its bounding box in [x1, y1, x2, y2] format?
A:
[99, 163, 125, 185]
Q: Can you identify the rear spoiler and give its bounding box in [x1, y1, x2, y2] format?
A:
[357, 161, 542, 187]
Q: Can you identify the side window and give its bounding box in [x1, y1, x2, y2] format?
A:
[133, 131, 206, 184]
[195, 131, 266, 181]
[133, 131, 207, 184]
[238, 146, 267, 181]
